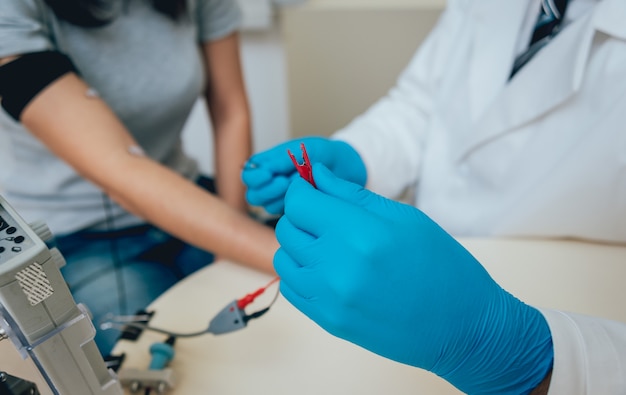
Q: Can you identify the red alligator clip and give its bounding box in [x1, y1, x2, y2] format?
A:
[287, 142, 316, 188]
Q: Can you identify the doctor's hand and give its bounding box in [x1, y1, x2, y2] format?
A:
[274, 164, 554, 395]
[242, 137, 366, 214]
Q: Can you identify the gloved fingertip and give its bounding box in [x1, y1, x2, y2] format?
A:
[311, 161, 332, 176]
[285, 176, 315, 203]
[242, 159, 260, 171]
[242, 168, 273, 188]
[244, 190, 256, 205]
[309, 162, 379, 211]
[310, 162, 338, 189]
[265, 200, 285, 215]
[311, 162, 356, 194]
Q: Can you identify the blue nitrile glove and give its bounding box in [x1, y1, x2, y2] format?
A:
[242, 136, 366, 214]
[274, 163, 554, 395]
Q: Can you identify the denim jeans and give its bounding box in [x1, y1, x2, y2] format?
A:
[54, 176, 216, 357]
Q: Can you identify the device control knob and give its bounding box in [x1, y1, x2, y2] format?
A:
[29, 220, 53, 243]
[49, 247, 67, 269]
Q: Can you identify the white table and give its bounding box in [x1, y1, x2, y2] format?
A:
[3, 237, 626, 394]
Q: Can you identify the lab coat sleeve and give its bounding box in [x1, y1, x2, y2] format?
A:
[539, 308, 626, 393]
[331, 0, 468, 199]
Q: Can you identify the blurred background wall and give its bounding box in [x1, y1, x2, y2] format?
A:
[182, 0, 445, 174]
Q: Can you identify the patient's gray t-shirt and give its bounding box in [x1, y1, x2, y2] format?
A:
[0, 0, 241, 234]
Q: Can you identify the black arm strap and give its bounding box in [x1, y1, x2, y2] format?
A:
[0, 51, 78, 121]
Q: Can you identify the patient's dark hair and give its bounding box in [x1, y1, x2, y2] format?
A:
[43, 0, 187, 27]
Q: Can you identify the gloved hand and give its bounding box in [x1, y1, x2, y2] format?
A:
[274, 164, 554, 395]
[242, 136, 366, 214]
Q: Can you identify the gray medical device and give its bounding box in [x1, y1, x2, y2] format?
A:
[0, 195, 122, 395]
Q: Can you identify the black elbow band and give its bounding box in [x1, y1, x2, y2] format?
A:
[0, 51, 78, 121]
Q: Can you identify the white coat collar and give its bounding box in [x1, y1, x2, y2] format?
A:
[465, 0, 529, 122]
[455, 0, 626, 161]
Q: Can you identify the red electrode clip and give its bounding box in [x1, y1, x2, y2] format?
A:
[236, 276, 280, 310]
[287, 143, 316, 188]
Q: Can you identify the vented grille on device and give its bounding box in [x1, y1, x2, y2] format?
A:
[15, 262, 54, 306]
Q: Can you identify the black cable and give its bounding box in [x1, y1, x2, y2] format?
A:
[244, 284, 281, 323]
[101, 282, 282, 338]
[101, 193, 128, 316]
[102, 321, 211, 338]
[243, 307, 270, 324]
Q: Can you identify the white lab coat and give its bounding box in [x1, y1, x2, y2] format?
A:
[334, 0, 626, 392]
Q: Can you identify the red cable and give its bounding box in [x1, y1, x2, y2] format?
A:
[236, 276, 280, 310]
[238, 143, 314, 310]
